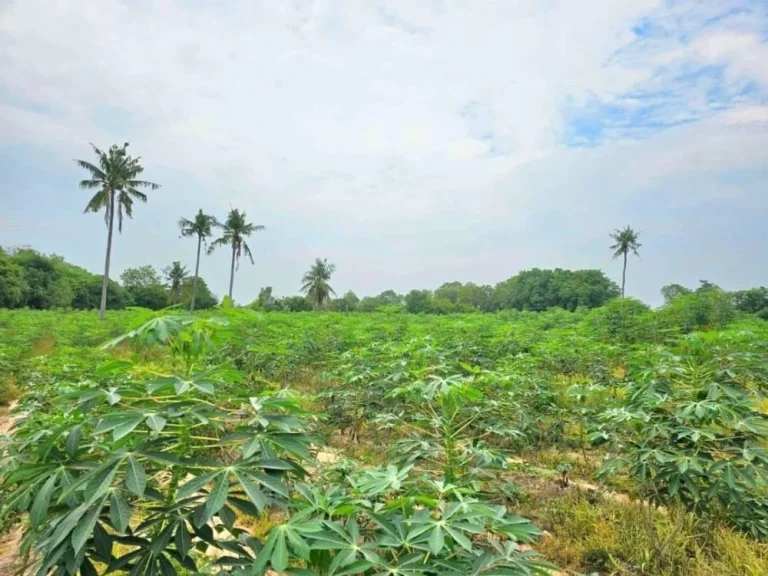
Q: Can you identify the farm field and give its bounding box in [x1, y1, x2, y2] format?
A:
[1, 307, 768, 575]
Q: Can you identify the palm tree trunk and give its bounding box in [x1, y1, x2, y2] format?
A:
[99, 192, 115, 320]
[190, 235, 201, 312]
[228, 245, 236, 300]
[621, 251, 627, 298]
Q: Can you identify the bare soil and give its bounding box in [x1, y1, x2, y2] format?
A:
[0, 401, 27, 575]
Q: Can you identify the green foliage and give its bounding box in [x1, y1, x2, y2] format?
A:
[595, 350, 768, 538]
[733, 287, 768, 315]
[0, 315, 314, 575]
[0, 248, 28, 308]
[661, 283, 692, 303]
[2, 306, 768, 574]
[0, 248, 126, 311]
[208, 208, 265, 300]
[122, 265, 170, 310]
[330, 291, 359, 312]
[590, 298, 656, 344]
[301, 258, 337, 309]
[491, 268, 620, 312]
[658, 287, 735, 333]
[358, 290, 404, 312]
[163, 261, 190, 304]
[405, 289, 432, 314]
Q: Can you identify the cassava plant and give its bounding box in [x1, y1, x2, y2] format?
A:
[593, 352, 768, 556]
[241, 462, 555, 575]
[0, 315, 316, 575]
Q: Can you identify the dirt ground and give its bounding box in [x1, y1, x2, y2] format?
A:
[0, 402, 26, 575]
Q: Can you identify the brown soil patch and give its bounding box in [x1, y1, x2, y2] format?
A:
[0, 401, 27, 574]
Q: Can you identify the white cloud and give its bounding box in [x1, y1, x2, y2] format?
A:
[0, 0, 766, 304]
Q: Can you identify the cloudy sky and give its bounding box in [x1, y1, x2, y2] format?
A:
[1, 0, 766, 306]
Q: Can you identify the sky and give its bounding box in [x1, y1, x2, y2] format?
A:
[1, 0, 767, 306]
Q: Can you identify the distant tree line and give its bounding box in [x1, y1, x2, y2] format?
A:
[249, 268, 621, 314]
[660, 280, 768, 321]
[0, 247, 216, 311]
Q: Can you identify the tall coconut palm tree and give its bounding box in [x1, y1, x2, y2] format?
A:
[208, 209, 265, 301]
[610, 226, 641, 298]
[76, 143, 160, 319]
[179, 209, 217, 312]
[163, 261, 189, 305]
[301, 258, 337, 309]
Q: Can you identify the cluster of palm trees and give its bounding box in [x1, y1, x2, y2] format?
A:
[77, 142, 640, 319]
[178, 208, 264, 311]
[78, 143, 266, 317]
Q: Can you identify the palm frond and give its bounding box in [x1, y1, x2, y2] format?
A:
[124, 187, 148, 202]
[242, 241, 255, 265]
[207, 236, 230, 255]
[74, 160, 106, 180]
[126, 179, 161, 191]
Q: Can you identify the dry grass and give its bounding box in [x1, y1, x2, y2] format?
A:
[512, 475, 768, 576]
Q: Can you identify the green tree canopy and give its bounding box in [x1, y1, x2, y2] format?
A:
[163, 261, 189, 304]
[301, 258, 337, 309]
[490, 268, 619, 312]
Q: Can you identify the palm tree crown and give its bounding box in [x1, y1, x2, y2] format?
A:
[163, 261, 189, 304]
[208, 208, 265, 300]
[301, 258, 337, 309]
[179, 209, 217, 241]
[609, 226, 641, 298]
[610, 226, 642, 259]
[77, 143, 160, 232]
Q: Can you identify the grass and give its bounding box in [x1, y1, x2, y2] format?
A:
[515, 482, 768, 575]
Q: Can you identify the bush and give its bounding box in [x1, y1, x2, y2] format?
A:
[590, 298, 655, 344]
[658, 289, 735, 333]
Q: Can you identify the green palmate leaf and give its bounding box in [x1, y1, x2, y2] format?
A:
[241, 437, 261, 459]
[267, 434, 312, 460]
[333, 560, 374, 575]
[251, 471, 289, 498]
[65, 425, 82, 457]
[158, 554, 177, 576]
[94, 412, 145, 439]
[271, 530, 289, 573]
[125, 455, 147, 497]
[444, 525, 472, 551]
[81, 461, 120, 507]
[72, 500, 105, 554]
[285, 528, 312, 561]
[139, 451, 182, 466]
[178, 471, 220, 499]
[237, 474, 267, 512]
[428, 525, 445, 554]
[173, 378, 191, 395]
[110, 490, 132, 533]
[192, 380, 215, 394]
[93, 522, 113, 560]
[204, 473, 230, 521]
[105, 388, 121, 405]
[49, 502, 89, 550]
[30, 473, 58, 528]
[145, 413, 168, 433]
[176, 521, 192, 557]
[219, 505, 236, 529]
